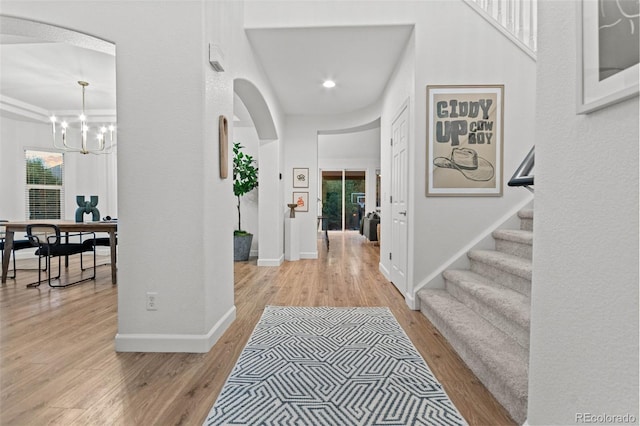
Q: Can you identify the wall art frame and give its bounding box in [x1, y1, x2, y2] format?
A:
[576, 0, 639, 114]
[293, 167, 309, 188]
[426, 84, 504, 197]
[293, 191, 309, 212]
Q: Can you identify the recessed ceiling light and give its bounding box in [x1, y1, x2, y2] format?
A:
[323, 80, 336, 88]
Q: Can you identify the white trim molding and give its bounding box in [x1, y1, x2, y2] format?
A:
[379, 262, 391, 281]
[410, 195, 534, 299]
[405, 292, 419, 310]
[300, 251, 318, 259]
[463, 0, 537, 60]
[114, 305, 236, 353]
[257, 254, 284, 267]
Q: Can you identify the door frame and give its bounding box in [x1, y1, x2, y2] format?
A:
[388, 98, 413, 306]
[319, 168, 368, 232]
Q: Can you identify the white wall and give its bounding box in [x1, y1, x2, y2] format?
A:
[1, 0, 285, 353]
[283, 103, 381, 258]
[244, 0, 415, 28]
[527, 1, 639, 424]
[234, 5, 287, 268]
[409, 1, 536, 301]
[318, 126, 381, 217]
[1, 117, 48, 219]
[247, 1, 536, 306]
[246, 0, 403, 260]
[257, 139, 284, 265]
[0, 116, 117, 223]
[378, 29, 416, 287]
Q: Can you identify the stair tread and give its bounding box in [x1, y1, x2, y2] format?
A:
[418, 289, 528, 397]
[468, 249, 532, 280]
[492, 229, 533, 245]
[443, 269, 530, 329]
[518, 209, 533, 219]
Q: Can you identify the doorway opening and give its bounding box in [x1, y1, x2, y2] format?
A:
[321, 170, 366, 231]
[233, 78, 280, 266]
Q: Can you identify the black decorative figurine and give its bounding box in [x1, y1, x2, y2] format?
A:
[75, 195, 100, 222]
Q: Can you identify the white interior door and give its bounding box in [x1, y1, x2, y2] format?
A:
[390, 103, 409, 295]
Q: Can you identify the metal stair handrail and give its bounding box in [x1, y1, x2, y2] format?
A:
[508, 146, 534, 192]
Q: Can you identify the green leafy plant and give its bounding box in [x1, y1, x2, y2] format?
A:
[233, 142, 258, 235]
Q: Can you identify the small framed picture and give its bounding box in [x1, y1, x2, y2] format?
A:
[293, 168, 309, 188]
[293, 191, 309, 212]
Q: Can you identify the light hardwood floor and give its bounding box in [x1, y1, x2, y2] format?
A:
[0, 232, 515, 425]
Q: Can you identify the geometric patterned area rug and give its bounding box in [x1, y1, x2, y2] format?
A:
[204, 306, 467, 426]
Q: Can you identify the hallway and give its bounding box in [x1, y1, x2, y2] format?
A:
[0, 232, 514, 425]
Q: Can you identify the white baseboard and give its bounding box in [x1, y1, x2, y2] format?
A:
[257, 255, 284, 267]
[300, 251, 318, 259]
[114, 305, 236, 353]
[379, 262, 391, 281]
[405, 292, 419, 310]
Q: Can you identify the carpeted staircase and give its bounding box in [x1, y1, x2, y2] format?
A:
[418, 209, 533, 424]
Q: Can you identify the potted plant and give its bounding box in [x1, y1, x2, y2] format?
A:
[233, 142, 258, 261]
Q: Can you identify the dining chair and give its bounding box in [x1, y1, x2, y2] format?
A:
[80, 235, 116, 271]
[26, 224, 96, 288]
[0, 221, 36, 279]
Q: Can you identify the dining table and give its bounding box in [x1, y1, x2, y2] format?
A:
[1, 220, 118, 284]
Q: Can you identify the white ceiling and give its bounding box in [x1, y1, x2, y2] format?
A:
[0, 23, 412, 123]
[246, 25, 413, 115]
[0, 35, 116, 122]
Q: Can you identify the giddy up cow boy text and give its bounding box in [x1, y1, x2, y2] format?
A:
[435, 98, 494, 146]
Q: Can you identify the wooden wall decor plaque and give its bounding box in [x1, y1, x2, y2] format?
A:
[219, 115, 229, 179]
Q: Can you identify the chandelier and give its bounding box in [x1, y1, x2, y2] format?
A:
[50, 81, 116, 155]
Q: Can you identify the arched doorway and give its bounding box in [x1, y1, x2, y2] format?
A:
[0, 16, 117, 219]
[233, 78, 281, 266]
[0, 16, 117, 266]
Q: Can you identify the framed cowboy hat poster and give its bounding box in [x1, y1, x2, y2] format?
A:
[426, 85, 504, 196]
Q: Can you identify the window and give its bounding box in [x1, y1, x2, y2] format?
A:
[25, 150, 64, 219]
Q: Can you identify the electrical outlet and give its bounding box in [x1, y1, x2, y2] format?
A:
[146, 292, 158, 311]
